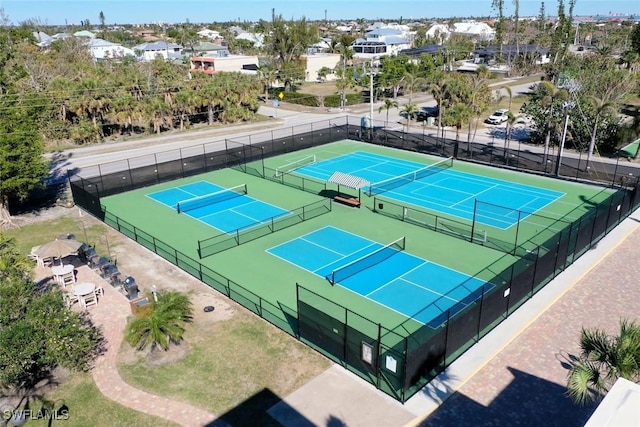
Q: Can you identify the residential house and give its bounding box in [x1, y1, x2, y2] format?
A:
[132, 41, 183, 61]
[197, 28, 221, 40]
[473, 45, 550, 65]
[235, 32, 265, 48]
[73, 30, 96, 39]
[190, 54, 259, 75]
[33, 31, 53, 47]
[87, 38, 135, 61]
[182, 41, 229, 58]
[135, 29, 160, 42]
[426, 20, 495, 43]
[352, 26, 412, 59]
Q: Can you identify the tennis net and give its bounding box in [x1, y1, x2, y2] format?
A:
[275, 155, 317, 178]
[329, 236, 405, 285]
[367, 157, 453, 196]
[177, 184, 247, 213]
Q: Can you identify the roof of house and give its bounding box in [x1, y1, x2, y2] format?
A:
[400, 45, 444, 56]
[33, 31, 52, 43]
[87, 38, 120, 48]
[133, 41, 182, 51]
[452, 21, 495, 35]
[475, 44, 549, 55]
[73, 30, 96, 38]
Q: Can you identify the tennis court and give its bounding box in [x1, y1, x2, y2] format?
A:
[293, 151, 564, 229]
[267, 226, 489, 328]
[147, 180, 289, 233]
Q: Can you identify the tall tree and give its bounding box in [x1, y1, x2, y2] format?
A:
[567, 319, 640, 405]
[492, 0, 506, 59]
[378, 98, 398, 126]
[513, 0, 520, 57]
[266, 15, 319, 91]
[99, 11, 106, 30]
[0, 94, 49, 226]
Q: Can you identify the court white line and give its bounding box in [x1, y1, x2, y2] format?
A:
[449, 184, 501, 208]
[299, 236, 348, 256]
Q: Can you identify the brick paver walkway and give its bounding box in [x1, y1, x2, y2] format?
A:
[417, 220, 640, 426]
[37, 263, 222, 427]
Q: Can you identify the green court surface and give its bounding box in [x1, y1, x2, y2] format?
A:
[101, 140, 614, 336]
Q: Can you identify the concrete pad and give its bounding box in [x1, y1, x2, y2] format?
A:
[268, 365, 414, 427]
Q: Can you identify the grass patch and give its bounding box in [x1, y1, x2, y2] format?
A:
[5, 216, 109, 256]
[13, 372, 177, 427]
[118, 310, 330, 423]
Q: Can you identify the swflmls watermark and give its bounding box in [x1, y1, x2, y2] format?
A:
[1, 401, 70, 424]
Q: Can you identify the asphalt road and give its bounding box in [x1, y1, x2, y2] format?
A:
[48, 77, 640, 183]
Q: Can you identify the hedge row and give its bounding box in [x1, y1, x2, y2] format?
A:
[267, 89, 364, 108]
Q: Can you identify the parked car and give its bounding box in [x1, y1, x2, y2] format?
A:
[411, 106, 439, 121]
[487, 109, 510, 125]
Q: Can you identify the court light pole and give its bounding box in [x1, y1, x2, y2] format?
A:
[555, 79, 580, 177]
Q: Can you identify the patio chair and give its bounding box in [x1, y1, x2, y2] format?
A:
[82, 291, 98, 308]
[78, 243, 95, 263]
[95, 286, 104, 298]
[28, 246, 40, 261]
[61, 271, 76, 287]
[37, 256, 54, 268]
[89, 256, 108, 270]
[63, 293, 79, 308]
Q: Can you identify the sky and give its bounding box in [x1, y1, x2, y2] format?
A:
[1, 0, 638, 26]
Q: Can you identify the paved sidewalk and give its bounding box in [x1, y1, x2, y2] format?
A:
[409, 212, 640, 426]
[36, 263, 221, 427]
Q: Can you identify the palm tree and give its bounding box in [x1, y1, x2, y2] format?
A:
[173, 90, 197, 130]
[125, 290, 193, 352]
[378, 98, 398, 126]
[401, 102, 419, 132]
[430, 78, 448, 140]
[402, 71, 426, 104]
[537, 81, 569, 167]
[503, 111, 523, 157]
[567, 319, 640, 405]
[585, 95, 616, 168]
[448, 103, 473, 145]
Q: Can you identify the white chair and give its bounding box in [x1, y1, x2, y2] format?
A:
[95, 286, 104, 298]
[63, 293, 79, 308]
[82, 291, 98, 308]
[28, 246, 40, 261]
[61, 272, 76, 287]
[38, 256, 53, 268]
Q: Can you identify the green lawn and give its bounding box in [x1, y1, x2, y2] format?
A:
[118, 309, 329, 424]
[9, 372, 177, 427]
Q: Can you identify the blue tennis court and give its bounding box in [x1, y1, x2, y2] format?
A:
[267, 226, 490, 328]
[147, 181, 289, 233]
[294, 151, 564, 229]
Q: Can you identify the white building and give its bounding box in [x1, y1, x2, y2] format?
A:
[87, 38, 135, 61]
[197, 29, 221, 40]
[302, 53, 341, 82]
[235, 32, 265, 48]
[426, 21, 495, 43]
[190, 54, 259, 75]
[352, 27, 412, 59]
[132, 41, 183, 61]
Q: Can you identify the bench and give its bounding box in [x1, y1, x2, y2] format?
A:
[334, 195, 361, 208]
